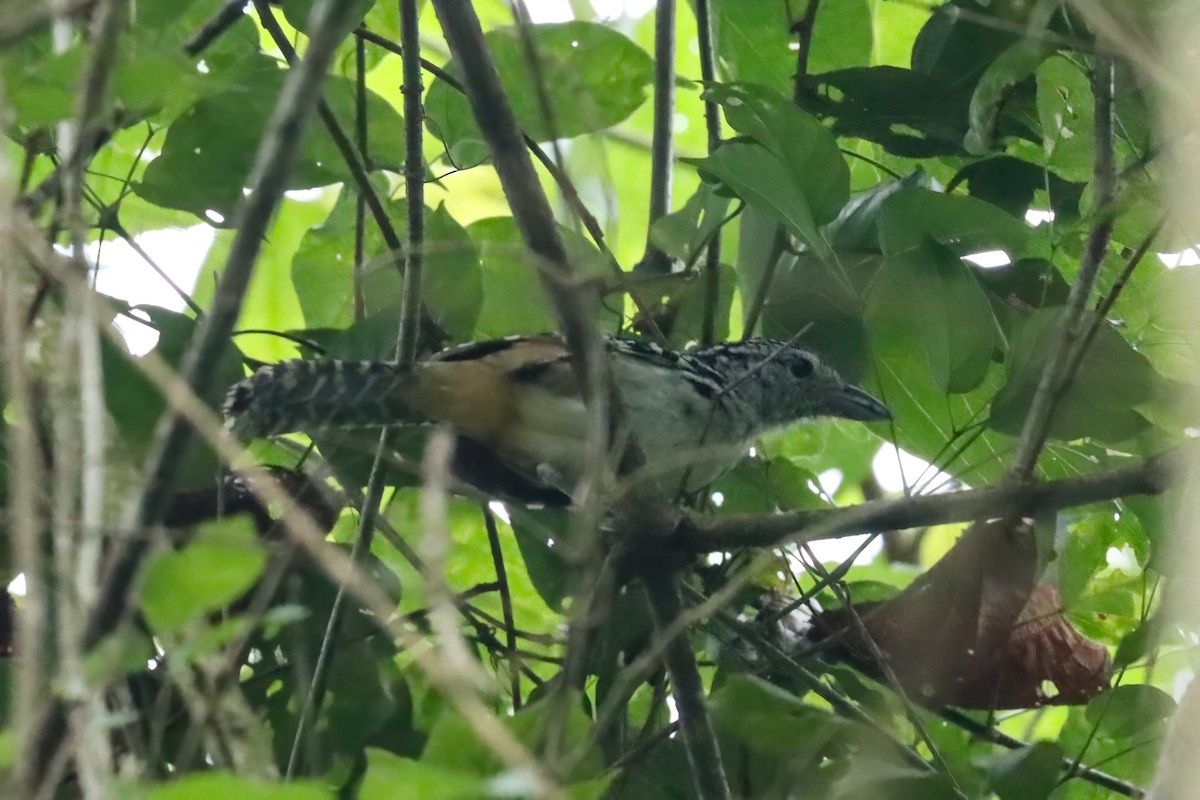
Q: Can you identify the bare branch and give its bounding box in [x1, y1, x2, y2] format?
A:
[1007, 57, 1117, 480]
[678, 452, 1172, 552]
[635, 0, 677, 277]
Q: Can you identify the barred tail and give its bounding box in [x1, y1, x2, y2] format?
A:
[223, 359, 416, 438]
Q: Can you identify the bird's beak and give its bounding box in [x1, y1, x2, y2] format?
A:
[826, 385, 891, 422]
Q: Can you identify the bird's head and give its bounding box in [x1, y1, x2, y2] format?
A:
[700, 339, 891, 430]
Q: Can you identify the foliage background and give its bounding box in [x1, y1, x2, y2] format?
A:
[0, 0, 1194, 798]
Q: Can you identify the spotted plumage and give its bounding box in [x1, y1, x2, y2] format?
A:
[223, 334, 889, 502]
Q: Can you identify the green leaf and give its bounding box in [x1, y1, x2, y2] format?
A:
[979, 741, 1063, 800]
[279, 0, 374, 36]
[426, 21, 652, 166]
[866, 240, 998, 393]
[710, 457, 827, 514]
[690, 143, 825, 255]
[142, 773, 329, 800]
[711, 674, 850, 757]
[1085, 685, 1175, 739]
[422, 696, 601, 781]
[876, 186, 1032, 256]
[1113, 618, 1155, 669]
[509, 507, 572, 612]
[707, 0, 872, 90]
[137, 62, 405, 220]
[912, 0, 1024, 91]
[966, 38, 1054, 154]
[359, 749, 482, 800]
[739, 228, 877, 382]
[648, 183, 732, 265]
[701, 83, 850, 229]
[953, 157, 1083, 221]
[989, 308, 1159, 443]
[1036, 56, 1095, 182]
[798, 67, 972, 158]
[3, 44, 86, 127]
[100, 304, 245, 487]
[141, 517, 267, 634]
[828, 174, 921, 250]
[293, 193, 482, 339]
[832, 758, 960, 800]
[468, 217, 609, 338]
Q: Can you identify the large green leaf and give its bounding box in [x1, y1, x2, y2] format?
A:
[141, 517, 267, 634]
[989, 308, 1159, 443]
[467, 216, 610, 338]
[1036, 56, 1095, 183]
[694, 83, 850, 244]
[359, 749, 482, 800]
[737, 208, 875, 381]
[797, 67, 972, 157]
[866, 240, 998, 394]
[965, 38, 1053, 154]
[691, 142, 826, 254]
[137, 61, 405, 220]
[978, 741, 1063, 800]
[1085, 685, 1176, 740]
[425, 21, 653, 166]
[911, 0, 1025, 91]
[292, 190, 482, 340]
[951, 157, 1083, 221]
[704, 0, 872, 90]
[142, 772, 329, 800]
[711, 674, 852, 756]
[876, 186, 1032, 256]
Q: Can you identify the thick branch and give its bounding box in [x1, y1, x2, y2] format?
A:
[676, 452, 1172, 552]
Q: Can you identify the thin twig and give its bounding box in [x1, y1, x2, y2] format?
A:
[397, 0, 425, 364]
[695, 0, 722, 345]
[636, 0, 676, 276]
[353, 32, 369, 321]
[183, 0, 248, 56]
[484, 506, 522, 709]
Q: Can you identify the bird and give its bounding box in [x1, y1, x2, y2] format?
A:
[223, 334, 890, 504]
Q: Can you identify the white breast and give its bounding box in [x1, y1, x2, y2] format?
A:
[498, 357, 749, 498]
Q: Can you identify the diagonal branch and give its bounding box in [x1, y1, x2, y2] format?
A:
[1007, 56, 1117, 481]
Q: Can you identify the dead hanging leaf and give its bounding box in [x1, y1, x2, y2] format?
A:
[807, 518, 1110, 709]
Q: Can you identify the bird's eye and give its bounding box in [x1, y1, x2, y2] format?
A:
[790, 357, 814, 378]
